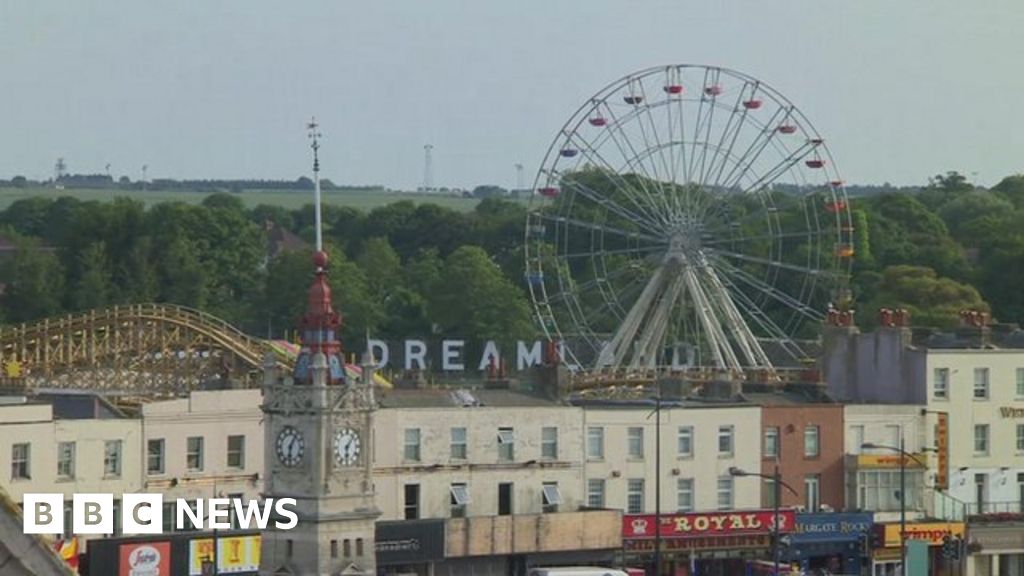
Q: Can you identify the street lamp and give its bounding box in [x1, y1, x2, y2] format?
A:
[861, 440, 931, 576]
[729, 465, 799, 576]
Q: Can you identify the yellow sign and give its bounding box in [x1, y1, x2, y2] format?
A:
[857, 453, 927, 469]
[189, 536, 260, 575]
[881, 523, 964, 547]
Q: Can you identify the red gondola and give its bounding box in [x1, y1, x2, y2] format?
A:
[805, 159, 825, 169]
[825, 200, 846, 213]
[588, 116, 608, 127]
[809, 138, 824, 145]
[704, 85, 723, 96]
[663, 84, 684, 94]
[829, 180, 844, 187]
[836, 245, 855, 258]
[777, 124, 798, 134]
[742, 99, 763, 109]
[538, 187, 560, 197]
[624, 95, 644, 105]
[560, 149, 579, 158]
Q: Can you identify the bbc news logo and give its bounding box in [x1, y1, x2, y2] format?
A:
[23, 494, 298, 535]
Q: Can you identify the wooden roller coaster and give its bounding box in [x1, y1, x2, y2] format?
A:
[0, 304, 293, 397]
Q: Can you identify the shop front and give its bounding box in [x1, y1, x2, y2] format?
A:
[966, 519, 1024, 576]
[376, 519, 446, 576]
[784, 512, 873, 575]
[871, 521, 965, 576]
[622, 509, 796, 576]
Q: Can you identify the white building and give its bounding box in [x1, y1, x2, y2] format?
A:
[580, 401, 762, 515]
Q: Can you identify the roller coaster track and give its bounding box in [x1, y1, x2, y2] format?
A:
[0, 304, 293, 396]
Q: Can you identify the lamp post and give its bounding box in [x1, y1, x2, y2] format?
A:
[861, 440, 931, 576]
[729, 466, 798, 576]
[646, 389, 664, 576]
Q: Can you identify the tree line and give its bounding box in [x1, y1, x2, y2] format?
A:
[1, 171, 1024, 348]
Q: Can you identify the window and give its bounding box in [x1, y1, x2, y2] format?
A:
[147, 439, 165, 475]
[498, 482, 513, 515]
[850, 425, 865, 455]
[974, 368, 990, 399]
[627, 479, 645, 514]
[975, 424, 989, 454]
[804, 425, 820, 458]
[403, 484, 420, 519]
[498, 427, 515, 461]
[450, 427, 467, 460]
[764, 427, 779, 459]
[186, 436, 204, 471]
[627, 427, 644, 459]
[764, 478, 777, 509]
[884, 424, 901, 449]
[227, 435, 245, 469]
[11, 443, 29, 479]
[104, 440, 122, 477]
[541, 427, 558, 460]
[856, 470, 921, 512]
[587, 479, 605, 508]
[404, 428, 421, 462]
[805, 475, 820, 512]
[343, 539, 351, 558]
[975, 473, 988, 512]
[677, 478, 694, 512]
[1018, 368, 1024, 398]
[587, 427, 604, 460]
[1018, 473, 1024, 511]
[57, 442, 76, 479]
[934, 367, 949, 399]
[331, 540, 338, 559]
[450, 483, 469, 518]
[356, 538, 364, 557]
[677, 426, 693, 458]
[542, 482, 562, 513]
[717, 476, 734, 510]
[718, 425, 734, 456]
[1018, 425, 1024, 452]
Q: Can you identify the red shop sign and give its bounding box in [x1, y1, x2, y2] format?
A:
[623, 510, 796, 539]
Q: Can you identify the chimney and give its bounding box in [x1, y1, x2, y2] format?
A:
[957, 309, 991, 348]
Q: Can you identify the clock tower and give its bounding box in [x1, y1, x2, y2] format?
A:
[260, 120, 379, 576]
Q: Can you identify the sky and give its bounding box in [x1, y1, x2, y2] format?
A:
[2, 1, 1022, 190]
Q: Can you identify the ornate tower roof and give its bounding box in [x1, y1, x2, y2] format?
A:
[294, 250, 346, 385]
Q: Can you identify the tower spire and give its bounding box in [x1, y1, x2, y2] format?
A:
[293, 117, 344, 386]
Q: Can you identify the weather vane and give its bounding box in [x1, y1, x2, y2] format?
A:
[307, 117, 323, 254]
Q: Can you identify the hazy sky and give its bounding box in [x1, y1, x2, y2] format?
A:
[2, 1, 1022, 190]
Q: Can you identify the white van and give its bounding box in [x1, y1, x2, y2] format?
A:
[528, 568, 632, 576]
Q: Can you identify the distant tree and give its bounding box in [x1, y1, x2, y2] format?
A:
[936, 191, 1013, 242]
[992, 174, 1024, 209]
[10, 175, 27, 188]
[72, 241, 113, 310]
[430, 246, 534, 348]
[358, 237, 402, 302]
[471, 185, 508, 199]
[202, 192, 246, 213]
[159, 236, 208, 308]
[0, 236, 66, 322]
[860, 265, 988, 329]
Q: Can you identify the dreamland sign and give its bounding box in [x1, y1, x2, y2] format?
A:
[362, 338, 697, 373]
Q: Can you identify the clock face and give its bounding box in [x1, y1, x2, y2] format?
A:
[275, 426, 305, 467]
[333, 428, 361, 467]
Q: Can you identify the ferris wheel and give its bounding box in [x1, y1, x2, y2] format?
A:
[525, 65, 853, 375]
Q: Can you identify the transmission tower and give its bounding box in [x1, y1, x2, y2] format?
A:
[515, 163, 524, 192]
[423, 144, 434, 192]
[54, 158, 67, 182]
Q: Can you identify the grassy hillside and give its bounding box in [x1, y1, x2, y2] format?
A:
[0, 186, 497, 212]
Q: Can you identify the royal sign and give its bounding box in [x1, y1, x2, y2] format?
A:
[856, 453, 928, 469]
[623, 510, 796, 539]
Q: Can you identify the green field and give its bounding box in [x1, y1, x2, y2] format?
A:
[0, 186, 502, 212]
